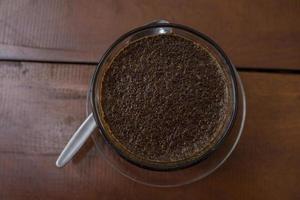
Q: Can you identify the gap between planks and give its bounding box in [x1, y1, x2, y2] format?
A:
[0, 59, 300, 75]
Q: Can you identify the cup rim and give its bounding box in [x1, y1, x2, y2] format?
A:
[90, 22, 239, 171]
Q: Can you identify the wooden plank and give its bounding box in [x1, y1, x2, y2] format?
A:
[0, 0, 299, 69]
[0, 62, 299, 199]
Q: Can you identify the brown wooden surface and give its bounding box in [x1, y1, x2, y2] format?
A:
[0, 62, 299, 199]
[0, 0, 300, 69]
[1, 1, 300, 199]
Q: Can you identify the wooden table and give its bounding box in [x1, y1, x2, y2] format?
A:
[0, 1, 299, 199]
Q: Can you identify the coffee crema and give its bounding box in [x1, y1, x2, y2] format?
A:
[99, 34, 234, 170]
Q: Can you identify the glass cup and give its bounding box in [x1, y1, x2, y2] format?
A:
[57, 20, 246, 187]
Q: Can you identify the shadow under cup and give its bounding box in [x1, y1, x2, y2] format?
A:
[90, 23, 238, 171]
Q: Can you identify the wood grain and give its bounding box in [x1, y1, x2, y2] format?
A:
[0, 62, 299, 200]
[0, 0, 299, 69]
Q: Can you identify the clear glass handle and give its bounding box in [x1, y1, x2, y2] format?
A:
[147, 19, 170, 25]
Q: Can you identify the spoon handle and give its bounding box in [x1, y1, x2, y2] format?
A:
[56, 113, 97, 167]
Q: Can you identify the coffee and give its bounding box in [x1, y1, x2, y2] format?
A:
[99, 34, 234, 170]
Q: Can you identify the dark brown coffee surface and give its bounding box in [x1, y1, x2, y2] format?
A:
[99, 34, 233, 167]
